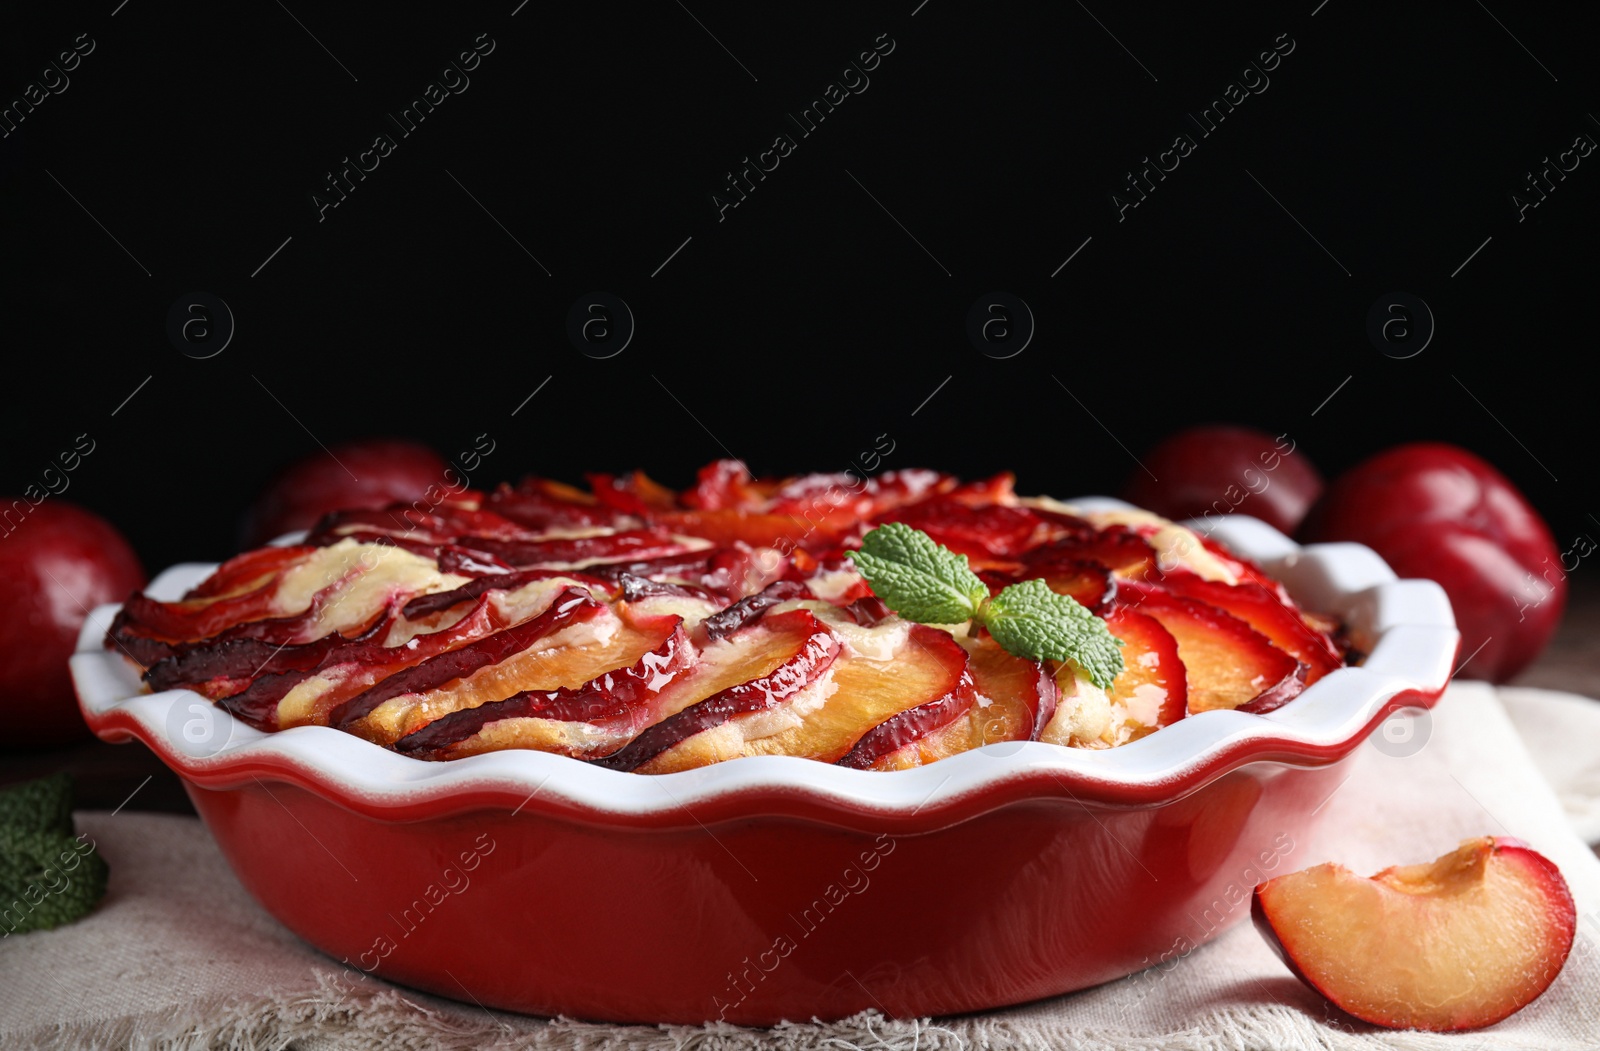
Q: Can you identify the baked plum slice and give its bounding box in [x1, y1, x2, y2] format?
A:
[770, 467, 953, 513]
[485, 477, 631, 530]
[217, 592, 512, 730]
[1157, 575, 1341, 685]
[304, 502, 535, 547]
[593, 609, 842, 772]
[983, 557, 1114, 610]
[400, 568, 613, 619]
[833, 627, 976, 769]
[699, 580, 813, 641]
[142, 603, 394, 695]
[333, 588, 725, 746]
[109, 578, 287, 647]
[1101, 607, 1188, 738]
[398, 608, 839, 765]
[119, 558, 415, 667]
[392, 612, 697, 760]
[1039, 606, 1187, 747]
[111, 540, 465, 650]
[643, 621, 972, 772]
[871, 637, 1055, 769]
[181, 545, 316, 599]
[1120, 591, 1305, 714]
[876, 499, 1045, 559]
[586, 469, 679, 516]
[462, 529, 705, 569]
[1026, 525, 1158, 579]
[681, 459, 776, 511]
[649, 509, 813, 550]
[614, 573, 725, 607]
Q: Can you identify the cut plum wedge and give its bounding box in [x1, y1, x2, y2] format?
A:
[592, 609, 842, 772]
[1253, 837, 1577, 1032]
[1121, 592, 1305, 714]
[1158, 575, 1341, 685]
[872, 637, 1054, 770]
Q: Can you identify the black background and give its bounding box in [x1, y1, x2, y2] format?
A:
[3, 1, 1596, 576]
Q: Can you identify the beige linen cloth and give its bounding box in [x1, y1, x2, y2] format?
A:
[2, 681, 1598, 1050]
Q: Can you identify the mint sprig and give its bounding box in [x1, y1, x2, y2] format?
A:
[848, 523, 1124, 688]
[984, 578, 1125, 689]
[848, 522, 991, 625]
[0, 773, 109, 936]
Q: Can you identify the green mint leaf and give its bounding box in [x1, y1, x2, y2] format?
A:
[0, 774, 107, 936]
[0, 772, 74, 836]
[848, 525, 1125, 686]
[0, 828, 108, 935]
[983, 578, 1125, 688]
[848, 523, 990, 625]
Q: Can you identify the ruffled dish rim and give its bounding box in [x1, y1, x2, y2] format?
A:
[72, 500, 1459, 829]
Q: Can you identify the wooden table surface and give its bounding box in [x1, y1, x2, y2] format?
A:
[5, 577, 1598, 818]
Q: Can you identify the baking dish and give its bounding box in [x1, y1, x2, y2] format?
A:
[71, 501, 1457, 1024]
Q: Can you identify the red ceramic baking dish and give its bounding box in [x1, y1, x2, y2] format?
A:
[71, 502, 1457, 1025]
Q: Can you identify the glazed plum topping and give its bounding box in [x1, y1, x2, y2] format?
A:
[109, 464, 1346, 771]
